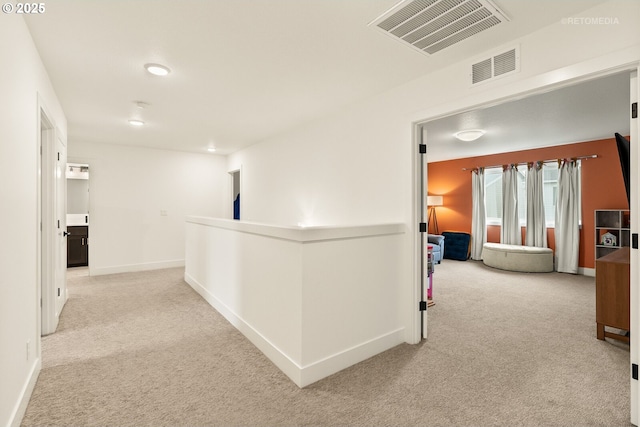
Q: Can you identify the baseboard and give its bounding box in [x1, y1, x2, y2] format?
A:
[184, 272, 304, 385]
[90, 259, 184, 276]
[299, 327, 405, 387]
[578, 267, 596, 277]
[9, 358, 41, 427]
[184, 272, 404, 388]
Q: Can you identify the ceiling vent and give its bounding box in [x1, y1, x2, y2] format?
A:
[369, 0, 509, 55]
[471, 46, 519, 84]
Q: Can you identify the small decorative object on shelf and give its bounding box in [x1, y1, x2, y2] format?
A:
[601, 232, 617, 246]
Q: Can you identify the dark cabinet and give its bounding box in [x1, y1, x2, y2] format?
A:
[67, 226, 88, 267]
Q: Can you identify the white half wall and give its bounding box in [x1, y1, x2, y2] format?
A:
[184, 217, 406, 387]
[67, 142, 229, 276]
[0, 15, 67, 427]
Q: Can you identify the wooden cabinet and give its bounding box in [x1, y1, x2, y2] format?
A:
[67, 226, 88, 267]
[595, 246, 629, 343]
[595, 209, 630, 259]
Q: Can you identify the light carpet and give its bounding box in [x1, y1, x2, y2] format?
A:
[22, 260, 631, 426]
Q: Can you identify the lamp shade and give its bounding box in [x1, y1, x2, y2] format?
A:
[427, 195, 443, 206]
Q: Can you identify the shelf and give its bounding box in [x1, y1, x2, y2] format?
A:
[594, 209, 630, 261]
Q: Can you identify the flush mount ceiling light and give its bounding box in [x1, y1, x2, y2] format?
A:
[454, 129, 485, 141]
[144, 63, 171, 76]
[207, 147, 216, 153]
[128, 119, 145, 126]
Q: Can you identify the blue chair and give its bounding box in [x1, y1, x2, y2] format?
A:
[428, 234, 445, 264]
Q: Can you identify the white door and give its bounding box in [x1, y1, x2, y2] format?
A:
[630, 68, 639, 426]
[55, 132, 67, 316]
[420, 127, 428, 339]
[40, 120, 67, 335]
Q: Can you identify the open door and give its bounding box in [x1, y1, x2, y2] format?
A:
[55, 131, 67, 316]
[630, 68, 639, 426]
[419, 125, 428, 339]
[40, 108, 67, 336]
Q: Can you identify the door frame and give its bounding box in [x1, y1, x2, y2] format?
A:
[630, 67, 639, 426]
[229, 167, 242, 220]
[38, 97, 67, 337]
[39, 102, 57, 336]
[410, 57, 639, 422]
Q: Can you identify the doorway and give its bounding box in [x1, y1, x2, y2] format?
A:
[230, 169, 241, 220]
[39, 105, 67, 336]
[66, 163, 89, 269]
[413, 67, 639, 423]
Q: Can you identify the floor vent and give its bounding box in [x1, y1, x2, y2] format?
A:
[471, 46, 519, 84]
[369, 0, 509, 55]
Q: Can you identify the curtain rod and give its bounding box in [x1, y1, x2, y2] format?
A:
[461, 154, 598, 171]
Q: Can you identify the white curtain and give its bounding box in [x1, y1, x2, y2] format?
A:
[555, 160, 580, 273]
[525, 161, 547, 247]
[501, 165, 521, 245]
[471, 168, 486, 260]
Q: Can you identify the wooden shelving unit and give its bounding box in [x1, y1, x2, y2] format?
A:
[595, 209, 630, 260]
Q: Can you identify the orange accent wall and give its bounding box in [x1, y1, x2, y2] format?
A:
[427, 137, 629, 269]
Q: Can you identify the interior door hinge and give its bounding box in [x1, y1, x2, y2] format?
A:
[57, 152, 60, 161]
[419, 144, 426, 154]
[419, 223, 427, 233]
[633, 363, 638, 380]
[419, 301, 427, 311]
[632, 102, 637, 119]
[57, 220, 60, 229]
[633, 233, 638, 249]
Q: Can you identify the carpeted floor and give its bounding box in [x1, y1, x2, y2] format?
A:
[22, 260, 631, 426]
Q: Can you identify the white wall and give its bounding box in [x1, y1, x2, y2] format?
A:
[185, 218, 406, 387]
[229, 0, 640, 227]
[228, 0, 640, 343]
[68, 142, 229, 275]
[0, 16, 67, 427]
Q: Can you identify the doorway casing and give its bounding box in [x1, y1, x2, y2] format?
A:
[410, 56, 639, 423]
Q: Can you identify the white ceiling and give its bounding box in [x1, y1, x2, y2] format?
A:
[24, 0, 612, 156]
[425, 71, 631, 162]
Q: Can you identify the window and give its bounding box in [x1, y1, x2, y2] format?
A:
[483, 161, 581, 228]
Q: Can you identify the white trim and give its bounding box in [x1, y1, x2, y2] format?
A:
[186, 216, 405, 243]
[38, 96, 58, 336]
[89, 259, 185, 276]
[411, 45, 640, 127]
[185, 272, 404, 388]
[185, 271, 303, 384]
[299, 328, 405, 387]
[629, 67, 639, 427]
[410, 44, 640, 358]
[577, 267, 595, 277]
[8, 358, 40, 427]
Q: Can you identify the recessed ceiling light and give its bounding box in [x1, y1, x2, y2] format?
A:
[128, 119, 145, 126]
[144, 63, 171, 76]
[454, 129, 485, 142]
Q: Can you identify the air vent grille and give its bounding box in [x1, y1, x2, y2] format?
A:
[471, 47, 519, 84]
[370, 0, 509, 55]
[493, 48, 517, 76]
[471, 58, 492, 84]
